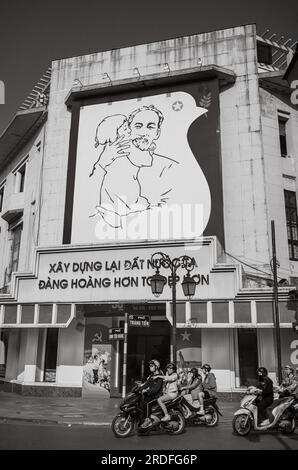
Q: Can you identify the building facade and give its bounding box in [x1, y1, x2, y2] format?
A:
[0, 24, 298, 397]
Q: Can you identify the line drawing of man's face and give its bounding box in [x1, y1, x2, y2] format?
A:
[129, 109, 161, 151]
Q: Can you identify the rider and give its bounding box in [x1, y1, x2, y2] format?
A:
[256, 366, 274, 425]
[155, 362, 179, 422]
[280, 365, 298, 398]
[202, 364, 217, 400]
[138, 359, 164, 427]
[180, 367, 204, 415]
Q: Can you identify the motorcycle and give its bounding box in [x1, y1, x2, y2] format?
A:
[180, 393, 222, 427]
[233, 386, 298, 436]
[112, 384, 185, 438]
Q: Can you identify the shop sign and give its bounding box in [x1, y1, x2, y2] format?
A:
[108, 328, 124, 340]
[128, 314, 151, 327]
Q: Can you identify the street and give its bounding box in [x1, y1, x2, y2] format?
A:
[0, 420, 298, 450]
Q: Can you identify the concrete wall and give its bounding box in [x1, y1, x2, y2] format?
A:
[39, 24, 258, 248]
[56, 319, 85, 386]
[260, 87, 298, 279]
[5, 329, 20, 379]
[201, 328, 235, 390]
[0, 127, 45, 288]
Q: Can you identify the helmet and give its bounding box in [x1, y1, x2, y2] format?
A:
[257, 366, 268, 377]
[166, 362, 177, 372]
[149, 359, 160, 369]
[190, 367, 199, 378]
[202, 364, 211, 372]
[284, 365, 294, 374]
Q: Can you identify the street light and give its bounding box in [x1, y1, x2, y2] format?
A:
[149, 252, 198, 365]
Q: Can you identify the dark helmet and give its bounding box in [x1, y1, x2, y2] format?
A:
[149, 359, 160, 370]
[202, 364, 211, 372]
[166, 362, 177, 372]
[190, 367, 199, 378]
[257, 366, 268, 377]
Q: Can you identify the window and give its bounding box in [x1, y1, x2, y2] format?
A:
[4, 223, 23, 285]
[279, 117, 288, 157]
[257, 41, 272, 65]
[284, 190, 298, 260]
[0, 184, 4, 212]
[14, 159, 27, 193]
[212, 302, 229, 323]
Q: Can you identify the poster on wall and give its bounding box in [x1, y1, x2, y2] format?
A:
[83, 321, 112, 397]
[176, 328, 202, 380]
[66, 79, 223, 246]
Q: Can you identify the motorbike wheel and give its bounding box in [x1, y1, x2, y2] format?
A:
[112, 413, 134, 438]
[168, 410, 186, 435]
[232, 414, 252, 436]
[205, 407, 219, 427]
[280, 416, 296, 435]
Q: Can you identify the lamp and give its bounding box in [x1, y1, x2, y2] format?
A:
[181, 273, 197, 299]
[149, 271, 167, 298]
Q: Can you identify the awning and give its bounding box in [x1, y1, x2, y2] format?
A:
[0, 107, 47, 172]
[0, 303, 76, 328]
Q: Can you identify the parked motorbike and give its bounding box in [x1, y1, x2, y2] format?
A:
[233, 386, 298, 436]
[180, 393, 222, 427]
[112, 384, 185, 438]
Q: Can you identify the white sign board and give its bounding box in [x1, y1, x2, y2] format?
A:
[15, 241, 238, 303]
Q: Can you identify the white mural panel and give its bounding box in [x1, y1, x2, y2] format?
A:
[71, 91, 211, 243]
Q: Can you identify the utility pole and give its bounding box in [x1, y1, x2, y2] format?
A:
[271, 220, 283, 385]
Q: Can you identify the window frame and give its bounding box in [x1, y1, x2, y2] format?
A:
[278, 115, 288, 158]
[284, 190, 298, 261]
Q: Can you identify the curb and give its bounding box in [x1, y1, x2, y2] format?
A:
[0, 416, 112, 427]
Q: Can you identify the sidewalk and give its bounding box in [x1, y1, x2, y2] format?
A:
[0, 392, 238, 426]
[0, 391, 121, 426]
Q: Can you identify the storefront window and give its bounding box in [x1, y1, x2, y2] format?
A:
[256, 302, 273, 323]
[190, 302, 207, 323]
[21, 304, 35, 323]
[3, 305, 17, 324]
[234, 302, 251, 323]
[57, 304, 72, 324]
[279, 301, 296, 323]
[212, 302, 229, 323]
[83, 317, 112, 397]
[0, 329, 9, 377]
[176, 303, 186, 323]
[38, 305, 52, 324]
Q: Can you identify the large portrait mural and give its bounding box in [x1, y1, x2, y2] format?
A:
[66, 79, 223, 245]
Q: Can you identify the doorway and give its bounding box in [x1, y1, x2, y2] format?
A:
[126, 320, 171, 391]
[238, 328, 258, 386]
[43, 328, 58, 382]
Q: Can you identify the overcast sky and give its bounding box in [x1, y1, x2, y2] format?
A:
[0, 0, 297, 134]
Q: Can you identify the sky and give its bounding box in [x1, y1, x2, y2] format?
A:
[0, 0, 297, 134]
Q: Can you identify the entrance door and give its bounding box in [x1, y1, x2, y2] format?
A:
[43, 328, 58, 382]
[126, 321, 171, 391]
[238, 328, 258, 386]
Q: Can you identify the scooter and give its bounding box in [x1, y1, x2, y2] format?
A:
[180, 393, 222, 427]
[112, 384, 185, 438]
[233, 386, 298, 436]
